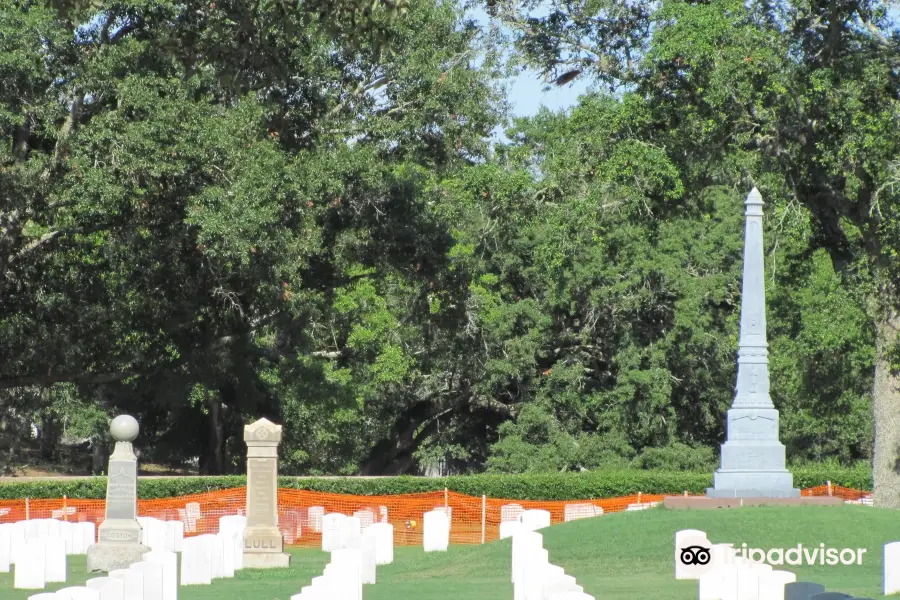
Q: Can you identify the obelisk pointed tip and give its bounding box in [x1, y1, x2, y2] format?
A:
[746, 187, 763, 205]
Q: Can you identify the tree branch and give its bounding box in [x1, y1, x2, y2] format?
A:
[109, 20, 141, 44]
[0, 371, 139, 390]
[326, 75, 391, 119]
[6, 222, 114, 269]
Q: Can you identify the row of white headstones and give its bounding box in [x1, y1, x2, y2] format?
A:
[511, 528, 594, 600]
[5, 502, 618, 600]
[678, 530, 900, 599]
[674, 529, 797, 600]
[5, 512, 399, 600]
[291, 521, 394, 600]
[9, 516, 243, 596]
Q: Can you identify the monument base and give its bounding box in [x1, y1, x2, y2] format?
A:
[664, 496, 841, 510]
[706, 487, 801, 498]
[242, 552, 291, 569]
[707, 467, 799, 498]
[86, 542, 150, 572]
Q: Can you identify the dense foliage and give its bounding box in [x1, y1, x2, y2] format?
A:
[0, 464, 872, 500]
[1, 0, 896, 496]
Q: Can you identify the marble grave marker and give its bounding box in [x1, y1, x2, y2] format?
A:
[86, 415, 150, 571]
[242, 418, 290, 568]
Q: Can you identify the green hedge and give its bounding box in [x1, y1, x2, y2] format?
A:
[0, 465, 871, 501]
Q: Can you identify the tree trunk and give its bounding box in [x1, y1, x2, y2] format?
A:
[872, 308, 900, 507]
[199, 394, 226, 475]
[39, 413, 60, 462]
[91, 437, 105, 474]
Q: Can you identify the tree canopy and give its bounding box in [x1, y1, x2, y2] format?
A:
[1, 0, 896, 501]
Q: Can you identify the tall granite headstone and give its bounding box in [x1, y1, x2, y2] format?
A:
[242, 418, 290, 568]
[86, 415, 150, 571]
[707, 188, 800, 498]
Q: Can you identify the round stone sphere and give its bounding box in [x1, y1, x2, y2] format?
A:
[110, 415, 139, 442]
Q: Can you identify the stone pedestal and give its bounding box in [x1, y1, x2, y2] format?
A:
[242, 418, 290, 568]
[87, 415, 150, 571]
[663, 496, 841, 509]
[707, 188, 800, 499]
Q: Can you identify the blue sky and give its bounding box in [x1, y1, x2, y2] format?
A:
[466, 5, 590, 141]
[467, 6, 588, 118]
[473, 3, 900, 124]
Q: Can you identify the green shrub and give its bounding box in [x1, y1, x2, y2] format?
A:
[0, 463, 871, 500]
[631, 443, 718, 471]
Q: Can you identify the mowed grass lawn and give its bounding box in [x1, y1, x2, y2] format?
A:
[2, 505, 899, 600]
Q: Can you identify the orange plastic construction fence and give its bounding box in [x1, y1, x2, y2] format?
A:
[0, 484, 871, 546]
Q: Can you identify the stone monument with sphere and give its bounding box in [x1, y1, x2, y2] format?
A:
[86, 414, 150, 571]
[242, 418, 290, 568]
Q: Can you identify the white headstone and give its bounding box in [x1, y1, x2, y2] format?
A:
[218, 515, 246, 536]
[432, 506, 452, 523]
[74, 522, 95, 555]
[345, 533, 376, 584]
[675, 529, 709, 579]
[514, 546, 548, 600]
[362, 522, 393, 565]
[546, 593, 594, 600]
[87, 577, 124, 600]
[144, 550, 176, 600]
[163, 521, 183, 553]
[735, 563, 759, 600]
[108, 568, 143, 600]
[15, 537, 47, 589]
[321, 514, 346, 552]
[218, 532, 235, 578]
[48, 520, 63, 540]
[886, 541, 900, 596]
[180, 535, 213, 585]
[139, 518, 167, 553]
[85, 577, 109, 590]
[216, 516, 243, 570]
[45, 536, 67, 583]
[27, 593, 57, 600]
[208, 533, 224, 578]
[352, 510, 374, 530]
[757, 569, 796, 600]
[528, 563, 565, 600]
[500, 521, 524, 539]
[11, 520, 27, 563]
[711, 543, 735, 565]
[35, 519, 51, 540]
[511, 530, 543, 584]
[56, 522, 75, 555]
[329, 548, 362, 600]
[345, 516, 362, 538]
[518, 509, 551, 532]
[0, 523, 11, 572]
[562, 503, 602, 522]
[54, 586, 101, 600]
[699, 564, 726, 600]
[183, 503, 201, 534]
[422, 510, 449, 552]
[542, 578, 583, 600]
[501, 504, 525, 523]
[129, 561, 163, 600]
[707, 564, 739, 600]
[308, 574, 336, 598]
[308, 507, 324, 533]
[230, 529, 242, 570]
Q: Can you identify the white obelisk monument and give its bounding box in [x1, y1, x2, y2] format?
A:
[707, 188, 800, 498]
